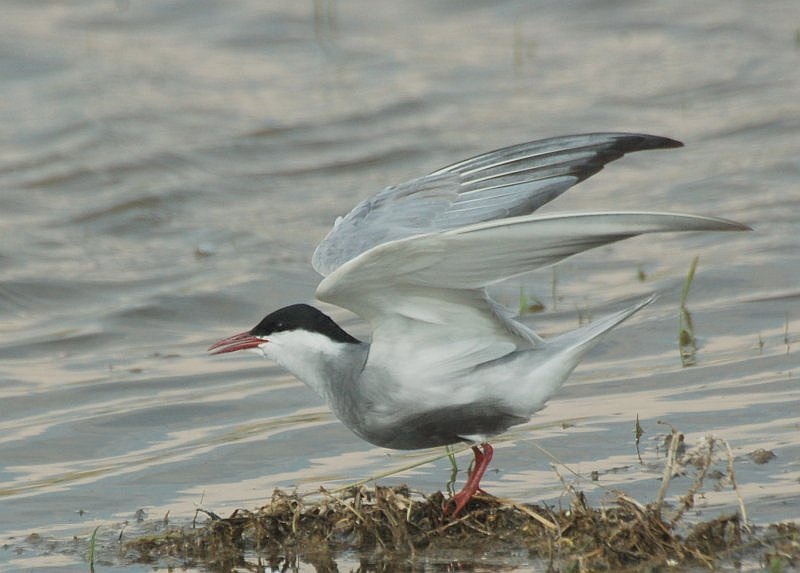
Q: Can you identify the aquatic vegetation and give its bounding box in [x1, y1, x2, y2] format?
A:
[678, 256, 699, 367]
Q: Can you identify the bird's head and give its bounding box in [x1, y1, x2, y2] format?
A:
[208, 303, 359, 356]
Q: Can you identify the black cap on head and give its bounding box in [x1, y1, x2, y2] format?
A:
[250, 304, 360, 344]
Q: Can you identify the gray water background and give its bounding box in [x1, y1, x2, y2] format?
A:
[1, 1, 799, 570]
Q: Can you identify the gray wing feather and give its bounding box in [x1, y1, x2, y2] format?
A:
[317, 211, 749, 309]
[312, 133, 682, 276]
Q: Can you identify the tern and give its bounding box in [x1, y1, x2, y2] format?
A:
[210, 133, 748, 516]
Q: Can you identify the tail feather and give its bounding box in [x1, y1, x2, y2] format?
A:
[507, 295, 656, 416]
[549, 294, 656, 358]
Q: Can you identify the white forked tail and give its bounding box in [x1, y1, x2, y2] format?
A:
[518, 295, 656, 412]
[550, 294, 656, 358]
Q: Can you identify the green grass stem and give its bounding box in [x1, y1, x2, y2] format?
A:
[87, 525, 100, 571]
[679, 256, 699, 366]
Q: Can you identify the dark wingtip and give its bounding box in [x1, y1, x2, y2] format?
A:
[658, 136, 684, 149]
[566, 133, 684, 184]
[611, 132, 684, 152]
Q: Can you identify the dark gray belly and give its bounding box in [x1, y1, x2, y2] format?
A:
[358, 402, 528, 450]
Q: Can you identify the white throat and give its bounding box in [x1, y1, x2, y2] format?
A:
[259, 329, 365, 402]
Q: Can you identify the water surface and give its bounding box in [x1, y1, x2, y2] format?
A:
[1, 1, 799, 570]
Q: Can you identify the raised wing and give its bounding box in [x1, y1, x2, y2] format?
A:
[311, 133, 682, 276]
[316, 212, 749, 325]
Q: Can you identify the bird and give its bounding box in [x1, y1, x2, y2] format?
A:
[209, 132, 749, 516]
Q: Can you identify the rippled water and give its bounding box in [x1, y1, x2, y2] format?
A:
[1, 1, 799, 570]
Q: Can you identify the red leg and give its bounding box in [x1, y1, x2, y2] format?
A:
[445, 442, 494, 517]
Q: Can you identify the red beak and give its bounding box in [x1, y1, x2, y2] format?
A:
[208, 331, 265, 355]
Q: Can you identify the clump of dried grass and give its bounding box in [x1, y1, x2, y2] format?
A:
[124, 429, 797, 571]
[126, 487, 741, 571]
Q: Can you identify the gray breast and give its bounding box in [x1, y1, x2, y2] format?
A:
[358, 402, 528, 450]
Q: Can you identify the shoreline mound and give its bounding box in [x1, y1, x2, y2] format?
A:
[124, 485, 798, 571]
